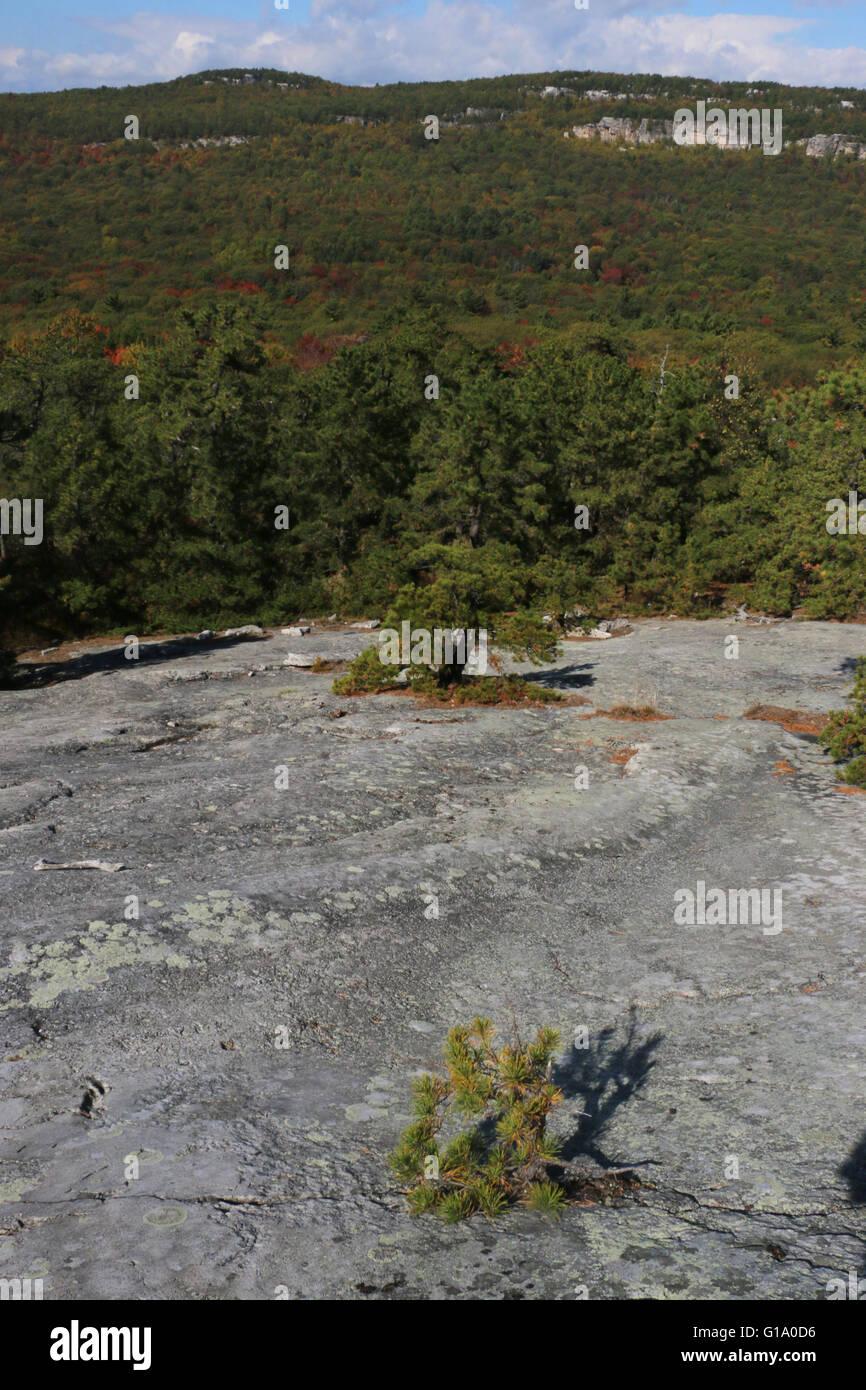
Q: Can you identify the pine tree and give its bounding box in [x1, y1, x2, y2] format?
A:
[389, 1017, 567, 1221]
[820, 656, 866, 787]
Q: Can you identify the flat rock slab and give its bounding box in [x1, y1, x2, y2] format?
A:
[1, 619, 865, 1300]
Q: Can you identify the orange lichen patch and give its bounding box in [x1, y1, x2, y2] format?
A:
[774, 759, 796, 776]
[713, 715, 728, 720]
[834, 783, 866, 795]
[606, 746, 638, 765]
[744, 704, 829, 735]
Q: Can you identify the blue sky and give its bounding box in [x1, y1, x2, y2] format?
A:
[2, 0, 865, 93]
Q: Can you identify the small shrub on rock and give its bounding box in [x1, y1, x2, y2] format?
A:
[332, 645, 402, 694]
[333, 646, 560, 705]
[820, 657, 866, 787]
[389, 1017, 567, 1221]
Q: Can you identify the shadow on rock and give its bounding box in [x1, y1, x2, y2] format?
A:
[840, 1133, 866, 1203]
[839, 1133, 866, 1278]
[11, 632, 267, 689]
[554, 1009, 662, 1168]
[529, 662, 595, 692]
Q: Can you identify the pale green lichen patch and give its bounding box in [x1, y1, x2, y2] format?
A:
[170, 893, 261, 944]
[0, 1178, 34, 1203]
[143, 1206, 186, 1228]
[0, 920, 191, 1009]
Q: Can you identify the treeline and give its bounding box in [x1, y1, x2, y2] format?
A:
[1, 305, 864, 652]
[1, 67, 864, 142]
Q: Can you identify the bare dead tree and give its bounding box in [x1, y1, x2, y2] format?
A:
[657, 342, 670, 398]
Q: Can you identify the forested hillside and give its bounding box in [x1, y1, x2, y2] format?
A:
[1, 68, 865, 654]
[2, 67, 866, 368]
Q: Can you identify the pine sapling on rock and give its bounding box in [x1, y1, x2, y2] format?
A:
[820, 656, 866, 787]
[389, 1017, 567, 1221]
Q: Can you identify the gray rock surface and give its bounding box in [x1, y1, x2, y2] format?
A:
[566, 116, 675, 145]
[796, 132, 866, 160]
[565, 121, 866, 161]
[1, 619, 865, 1300]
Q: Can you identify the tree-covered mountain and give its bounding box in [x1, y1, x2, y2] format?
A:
[0, 69, 864, 656]
[1, 67, 865, 375]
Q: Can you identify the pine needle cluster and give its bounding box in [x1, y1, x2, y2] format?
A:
[389, 1017, 567, 1221]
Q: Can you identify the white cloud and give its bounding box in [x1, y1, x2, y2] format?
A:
[173, 31, 217, 62]
[2, 5, 865, 92]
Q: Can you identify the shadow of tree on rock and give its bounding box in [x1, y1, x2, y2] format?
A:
[840, 1132, 866, 1204]
[527, 661, 595, 691]
[11, 632, 269, 689]
[838, 1132, 866, 1280]
[554, 1009, 662, 1169]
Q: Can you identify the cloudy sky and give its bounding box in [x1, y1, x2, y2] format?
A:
[2, 0, 865, 93]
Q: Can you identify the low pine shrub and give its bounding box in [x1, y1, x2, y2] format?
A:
[332, 648, 560, 705]
[389, 1017, 567, 1222]
[820, 657, 866, 787]
[425, 673, 560, 705]
[332, 645, 401, 694]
